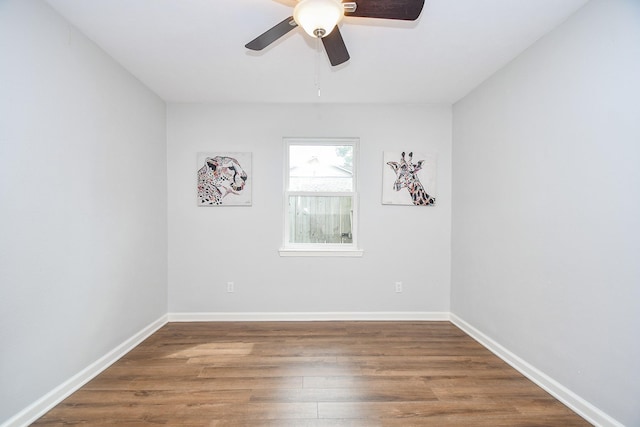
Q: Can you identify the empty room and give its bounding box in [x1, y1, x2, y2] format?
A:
[1, 0, 638, 426]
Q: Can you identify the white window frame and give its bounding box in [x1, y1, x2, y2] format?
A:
[279, 137, 363, 257]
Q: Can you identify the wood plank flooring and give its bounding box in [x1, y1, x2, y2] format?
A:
[33, 322, 591, 426]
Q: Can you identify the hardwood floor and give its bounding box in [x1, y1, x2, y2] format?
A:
[34, 322, 591, 426]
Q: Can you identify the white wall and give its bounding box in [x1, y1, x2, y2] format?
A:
[168, 104, 451, 315]
[0, 0, 167, 423]
[451, 0, 640, 425]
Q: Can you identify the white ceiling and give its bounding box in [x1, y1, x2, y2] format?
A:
[45, 0, 588, 104]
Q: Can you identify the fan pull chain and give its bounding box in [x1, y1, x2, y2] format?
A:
[315, 37, 321, 97]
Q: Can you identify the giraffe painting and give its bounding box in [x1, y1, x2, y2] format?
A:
[384, 151, 436, 206]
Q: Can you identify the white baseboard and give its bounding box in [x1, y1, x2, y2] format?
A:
[168, 311, 450, 322]
[450, 314, 623, 427]
[2, 314, 168, 427]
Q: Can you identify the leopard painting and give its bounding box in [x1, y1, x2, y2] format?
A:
[197, 156, 248, 205]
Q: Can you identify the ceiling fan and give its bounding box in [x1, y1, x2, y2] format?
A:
[245, 0, 425, 66]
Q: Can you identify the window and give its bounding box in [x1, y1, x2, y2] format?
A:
[280, 138, 362, 257]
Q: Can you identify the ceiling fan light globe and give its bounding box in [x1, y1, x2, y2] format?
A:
[293, 0, 344, 38]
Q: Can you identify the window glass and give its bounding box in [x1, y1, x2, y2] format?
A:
[288, 145, 353, 192]
[288, 195, 353, 244]
[283, 139, 359, 253]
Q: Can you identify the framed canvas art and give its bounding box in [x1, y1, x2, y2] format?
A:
[382, 151, 437, 206]
[197, 152, 252, 206]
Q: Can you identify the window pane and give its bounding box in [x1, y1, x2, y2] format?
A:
[289, 145, 353, 192]
[288, 196, 353, 244]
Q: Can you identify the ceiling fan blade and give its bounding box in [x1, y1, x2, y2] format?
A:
[347, 0, 425, 21]
[322, 26, 350, 66]
[245, 16, 298, 51]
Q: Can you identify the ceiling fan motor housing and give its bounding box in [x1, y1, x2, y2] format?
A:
[294, 0, 344, 38]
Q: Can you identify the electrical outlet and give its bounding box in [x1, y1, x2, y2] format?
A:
[227, 282, 235, 293]
[395, 282, 403, 293]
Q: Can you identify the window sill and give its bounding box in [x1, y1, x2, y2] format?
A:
[279, 248, 364, 257]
